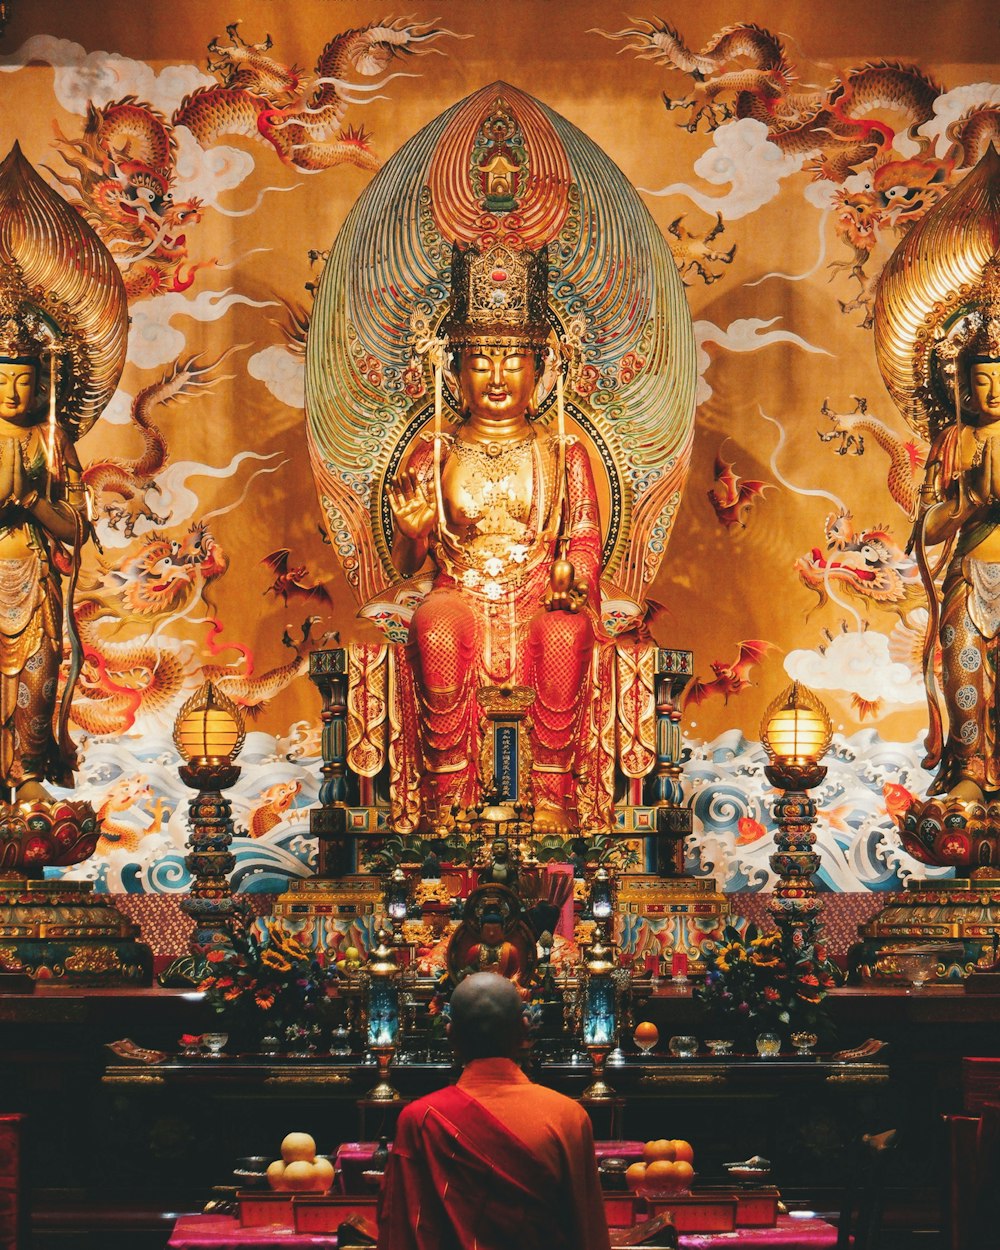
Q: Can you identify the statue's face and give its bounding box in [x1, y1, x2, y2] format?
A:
[0, 361, 38, 420]
[481, 922, 504, 943]
[971, 360, 1000, 421]
[458, 345, 538, 422]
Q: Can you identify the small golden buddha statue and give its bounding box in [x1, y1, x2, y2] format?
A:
[389, 243, 602, 835]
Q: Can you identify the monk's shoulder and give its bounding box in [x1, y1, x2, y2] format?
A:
[521, 1078, 591, 1128]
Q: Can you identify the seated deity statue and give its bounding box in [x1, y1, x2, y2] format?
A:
[388, 243, 601, 836]
[0, 294, 91, 800]
[448, 884, 536, 986]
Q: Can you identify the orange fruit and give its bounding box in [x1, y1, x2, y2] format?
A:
[281, 1131, 317, 1163]
[672, 1160, 695, 1184]
[311, 1156, 335, 1193]
[266, 1159, 287, 1191]
[644, 1159, 679, 1186]
[669, 1139, 694, 1165]
[643, 1139, 676, 1163]
[634, 1021, 659, 1048]
[625, 1161, 647, 1191]
[283, 1160, 318, 1192]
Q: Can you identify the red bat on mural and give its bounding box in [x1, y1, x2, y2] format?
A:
[262, 549, 332, 607]
[707, 451, 769, 530]
[684, 640, 775, 707]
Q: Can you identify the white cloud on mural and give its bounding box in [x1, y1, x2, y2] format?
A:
[694, 317, 831, 406]
[127, 289, 276, 370]
[99, 388, 134, 427]
[0, 35, 213, 115]
[248, 345, 305, 410]
[173, 127, 257, 207]
[641, 118, 804, 220]
[785, 630, 924, 707]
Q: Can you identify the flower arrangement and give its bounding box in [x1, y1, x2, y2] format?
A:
[695, 922, 840, 1046]
[198, 918, 340, 1047]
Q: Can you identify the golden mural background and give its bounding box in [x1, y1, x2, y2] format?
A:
[1, 0, 997, 893]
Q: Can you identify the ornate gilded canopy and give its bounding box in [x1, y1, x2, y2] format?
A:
[0, 142, 129, 441]
[874, 145, 1000, 443]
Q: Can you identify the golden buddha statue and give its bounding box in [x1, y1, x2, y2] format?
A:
[0, 305, 91, 799]
[914, 259, 1000, 804]
[305, 83, 699, 842]
[388, 243, 602, 835]
[0, 142, 128, 811]
[875, 146, 1000, 864]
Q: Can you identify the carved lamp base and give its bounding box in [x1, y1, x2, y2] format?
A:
[0, 877, 152, 984]
[857, 877, 1000, 983]
[0, 799, 152, 984]
[899, 795, 1000, 873]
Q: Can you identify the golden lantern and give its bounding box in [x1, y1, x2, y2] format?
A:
[760, 682, 832, 957]
[761, 682, 832, 767]
[173, 682, 246, 764]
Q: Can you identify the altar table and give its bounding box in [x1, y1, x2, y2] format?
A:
[167, 1212, 840, 1249]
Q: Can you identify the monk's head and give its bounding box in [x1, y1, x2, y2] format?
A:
[449, 971, 525, 1062]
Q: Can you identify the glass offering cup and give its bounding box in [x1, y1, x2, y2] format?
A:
[202, 1031, 229, 1058]
[668, 1034, 698, 1059]
[790, 1031, 818, 1056]
[705, 1038, 733, 1057]
[755, 1032, 781, 1058]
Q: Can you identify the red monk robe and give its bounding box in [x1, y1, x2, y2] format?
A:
[377, 1057, 611, 1250]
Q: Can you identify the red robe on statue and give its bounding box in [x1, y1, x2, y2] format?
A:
[376, 1058, 611, 1250]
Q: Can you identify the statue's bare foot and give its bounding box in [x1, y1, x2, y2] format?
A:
[15, 779, 52, 803]
[532, 800, 575, 838]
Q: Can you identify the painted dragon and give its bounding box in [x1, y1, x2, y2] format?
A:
[817, 398, 926, 518]
[46, 20, 455, 299]
[83, 351, 236, 537]
[173, 19, 457, 172]
[795, 509, 925, 623]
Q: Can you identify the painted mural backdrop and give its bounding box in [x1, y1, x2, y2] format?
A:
[0, 1, 996, 896]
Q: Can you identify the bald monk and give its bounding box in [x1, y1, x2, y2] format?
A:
[376, 972, 611, 1250]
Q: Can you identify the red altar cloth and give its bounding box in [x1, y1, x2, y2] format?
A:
[678, 1214, 839, 1248]
[168, 1214, 336, 1248]
[168, 1212, 839, 1249]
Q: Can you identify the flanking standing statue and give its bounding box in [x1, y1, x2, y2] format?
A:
[874, 144, 1000, 884]
[0, 143, 147, 982]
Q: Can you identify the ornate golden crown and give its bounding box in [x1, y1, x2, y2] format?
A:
[442, 242, 550, 349]
[0, 282, 50, 364]
[965, 256, 1000, 361]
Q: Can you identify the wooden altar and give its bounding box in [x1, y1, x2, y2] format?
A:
[0, 981, 993, 1248]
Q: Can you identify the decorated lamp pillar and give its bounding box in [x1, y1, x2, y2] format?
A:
[309, 648, 353, 877]
[175, 681, 246, 958]
[646, 649, 694, 877]
[364, 927, 402, 1101]
[761, 682, 832, 946]
[581, 924, 617, 1101]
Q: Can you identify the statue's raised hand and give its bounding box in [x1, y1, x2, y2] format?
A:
[388, 466, 435, 541]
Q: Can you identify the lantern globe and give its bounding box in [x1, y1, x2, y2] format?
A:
[173, 681, 246, 762]
[761, 682, 832, 765]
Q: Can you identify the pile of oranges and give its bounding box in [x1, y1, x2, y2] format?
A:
[625, 1139, 695, 1195]
[266, 1132, 335, 1193]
